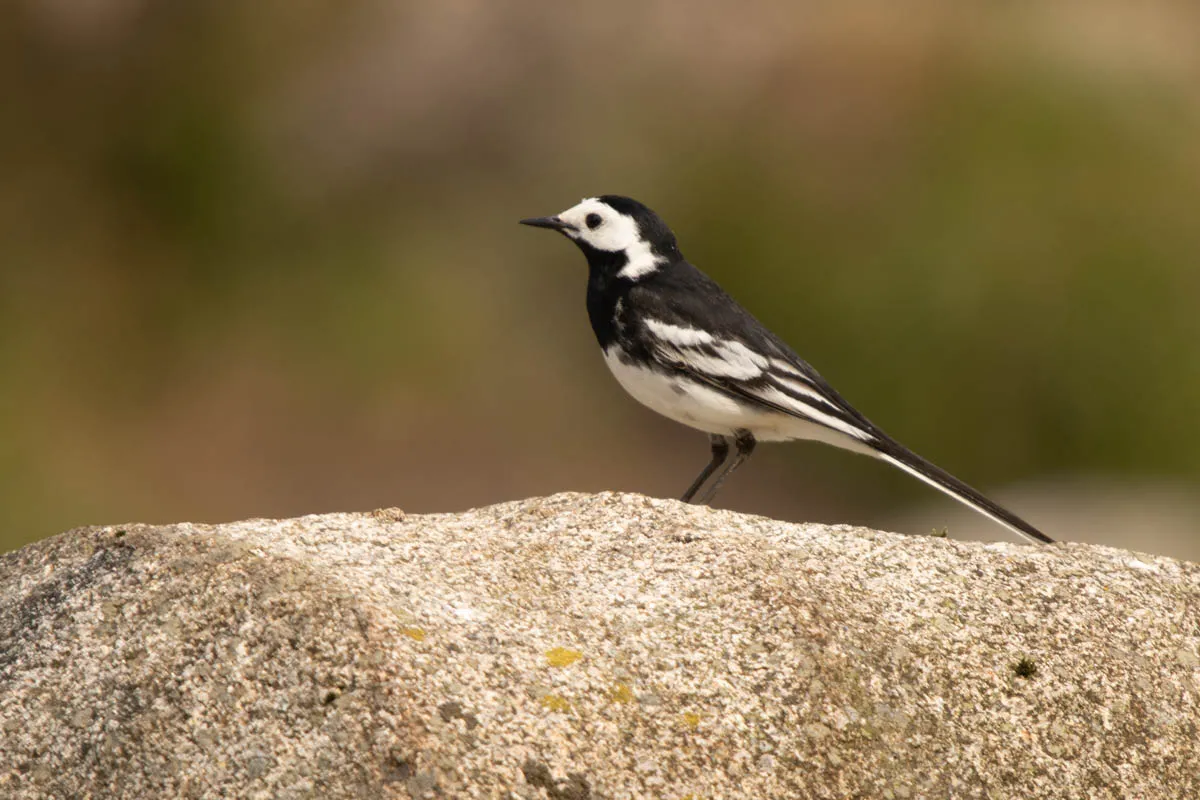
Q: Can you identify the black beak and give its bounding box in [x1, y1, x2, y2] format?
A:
[519, 216, 575, 233]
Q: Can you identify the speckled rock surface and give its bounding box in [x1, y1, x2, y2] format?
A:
[1, 493, 1198, 799]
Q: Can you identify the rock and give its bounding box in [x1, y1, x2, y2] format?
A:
[0, 492, 1197, 798]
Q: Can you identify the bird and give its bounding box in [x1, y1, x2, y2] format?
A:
[520, 195, 1054, 545]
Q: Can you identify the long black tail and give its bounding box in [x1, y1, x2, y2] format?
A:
[869, 436, 1054, 545]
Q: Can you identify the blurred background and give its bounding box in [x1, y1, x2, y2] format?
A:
[2, 0, 1198, 559]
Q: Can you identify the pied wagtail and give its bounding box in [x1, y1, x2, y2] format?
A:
[521, 195, 1053, 545]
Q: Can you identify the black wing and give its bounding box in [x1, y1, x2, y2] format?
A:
[625, 262, 1054, 545]
[624, 263, 881, 444]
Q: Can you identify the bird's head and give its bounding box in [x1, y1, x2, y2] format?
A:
[520, 195, 680, 280]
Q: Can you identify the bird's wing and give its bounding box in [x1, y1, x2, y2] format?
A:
[642, 317, 880, 444]
[625, 268, 1055, 545]
[627, 272, 881, 444]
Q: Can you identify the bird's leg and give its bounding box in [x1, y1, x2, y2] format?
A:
[695, 430, 756, 505]
[680, 434, 731, 503]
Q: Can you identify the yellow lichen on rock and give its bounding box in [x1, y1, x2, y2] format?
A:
[540, 694, 571, 713]
[610, 683, 634, 703]
[544, 647, 583, 667]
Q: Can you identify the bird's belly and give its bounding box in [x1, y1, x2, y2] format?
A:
[602, 348, 823, 441]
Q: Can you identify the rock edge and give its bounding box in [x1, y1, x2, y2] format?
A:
[1, 492, 1198, 799]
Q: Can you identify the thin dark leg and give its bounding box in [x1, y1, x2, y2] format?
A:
[680, 434, 731, 503]
[696, 430, 756, 505]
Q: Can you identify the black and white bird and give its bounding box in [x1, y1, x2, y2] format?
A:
[520, 195, 1053, 545]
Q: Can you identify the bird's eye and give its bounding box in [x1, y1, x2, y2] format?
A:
[586, 213, 603, 230]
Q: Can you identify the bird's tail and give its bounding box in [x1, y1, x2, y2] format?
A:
[869, 437, 1054, 545]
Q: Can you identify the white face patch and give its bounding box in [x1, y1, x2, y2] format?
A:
[555, 198, 663, 280]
